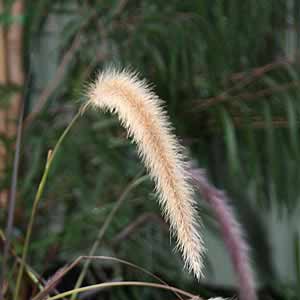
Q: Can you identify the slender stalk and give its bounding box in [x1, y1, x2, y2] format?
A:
[47, 281, 198, 300]
[13, 111, 81, 300]
[0, 97, 24, 299]
[70, 174, 148, 300]
[0, 229, 43, 291]
[33, 255, 183, 300]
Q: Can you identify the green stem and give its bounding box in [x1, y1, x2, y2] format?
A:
[47, 281, 197, 300]
[14, 111, 81, 300]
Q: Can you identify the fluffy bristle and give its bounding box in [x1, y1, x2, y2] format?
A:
[86, 67, 205, 278]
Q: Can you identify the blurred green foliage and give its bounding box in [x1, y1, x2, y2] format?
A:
[1, 0, 300, 298]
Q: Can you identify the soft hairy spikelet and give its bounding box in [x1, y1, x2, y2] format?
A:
[85, 67, 205, 278]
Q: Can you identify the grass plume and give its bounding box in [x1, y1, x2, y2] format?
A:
[188, 166, 257, 300]
[85, 67, 205, 278]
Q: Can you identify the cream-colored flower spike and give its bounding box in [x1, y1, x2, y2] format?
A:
[85, 68, 205, 278]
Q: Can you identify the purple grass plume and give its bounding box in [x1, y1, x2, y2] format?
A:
[188, 164, 257, 300]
